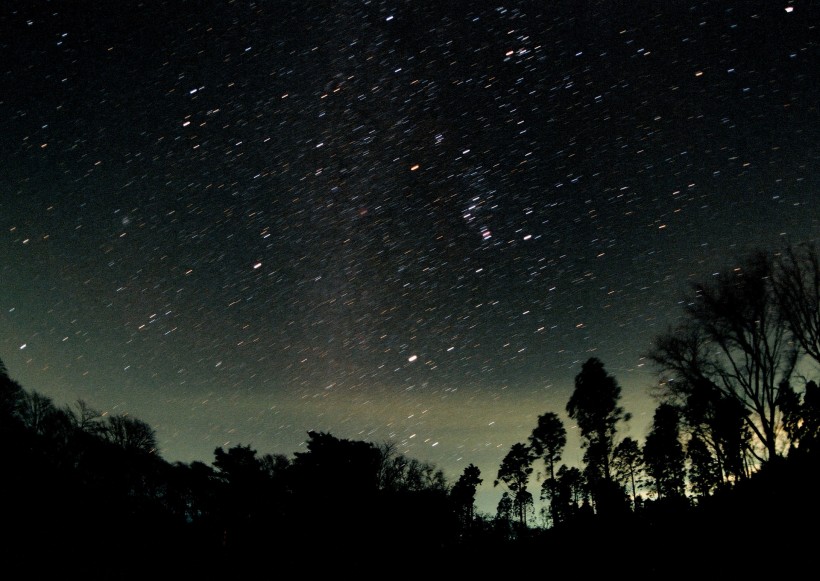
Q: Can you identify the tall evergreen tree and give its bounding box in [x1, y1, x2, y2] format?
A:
[528, 411, 566, 525]
[451, 464, 482, 529]
[566, 357, 630, 513]
[494, 442, 534, 527]
[528, 411, 567, 482]
[644, 403, 687, 501]
[612, 437, 644, 509]
[687, 433, 721, 499]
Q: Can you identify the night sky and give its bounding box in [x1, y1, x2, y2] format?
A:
[1, 1, 817, 515]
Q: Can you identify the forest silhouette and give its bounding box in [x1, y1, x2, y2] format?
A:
[2, 244, 818, 577]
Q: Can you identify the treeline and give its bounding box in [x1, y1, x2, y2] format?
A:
[1, 243, 818, 574]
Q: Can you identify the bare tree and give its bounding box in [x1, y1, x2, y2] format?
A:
[105, 414, 158, 454]
[648, 251, 797, 466]
[773, 242, 820, 365]
[65, 399, 104, 434]
[20, 390, 62, 437]
[377, 441, 445, 493]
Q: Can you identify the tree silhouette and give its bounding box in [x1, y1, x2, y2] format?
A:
[773, 242, 820, 365]
[494, 442, 534, 527]
[259, 452, 292, 482]
[64, 399, 104, 435]
[289, 431, 386, 553]
[3, 332, 819, 573]
[643, 403, 686, 502]
[451, 463, 482, 529]
[677, 384, 753, 486]
[292, 430, 382, 494]
[495, 491, 514, 537]
[687, 433, 721, 499]
[612, 437, 644, 509]
[105, 414, 158, 455]
[165, 460, 219, 529]
[213, 444, 264, 485]
[648, 251, 797, 465]
[552, 465, 588, 524]
[528, 411, 566, 482]
[211, 444, 271, 551]
[528, 411, 566, 524]
[0, 358, 24, 429]
[19, 390, 58, 436]
[566, 357, 630, 514]
[782, 379, 820, 457]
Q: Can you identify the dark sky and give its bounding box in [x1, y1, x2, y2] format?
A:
[1, 1, 817, 515]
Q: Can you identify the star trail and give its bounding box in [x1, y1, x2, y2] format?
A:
[1, 1, 817, 514]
